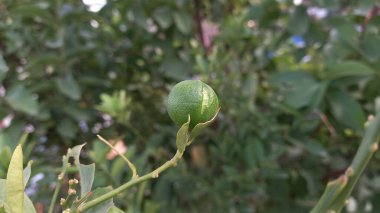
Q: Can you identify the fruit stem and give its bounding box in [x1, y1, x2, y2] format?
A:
[78, 150, 183, 212]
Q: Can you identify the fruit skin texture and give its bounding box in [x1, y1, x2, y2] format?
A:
[167, 80, 219, 129]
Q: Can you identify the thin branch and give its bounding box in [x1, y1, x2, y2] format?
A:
[78, 150, 183, 212]
[315, 111, 337, 138]
[97, 135, 138, 179]
[361, 5, 380, 39]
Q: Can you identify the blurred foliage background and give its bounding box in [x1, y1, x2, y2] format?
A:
[1, 0, 380, 212]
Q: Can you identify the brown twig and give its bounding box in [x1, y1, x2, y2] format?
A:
[361, 5, 380, 39]
[315, 110, 337, 138]
[193, 0, 206, 51]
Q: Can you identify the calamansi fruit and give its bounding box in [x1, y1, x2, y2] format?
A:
[167, 80, 219, 128]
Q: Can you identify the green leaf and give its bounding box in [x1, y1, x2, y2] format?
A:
[246, 0, 280, 27]
[325, 61, 375, 79]
[57, 118, 77, 139]
[55, 74, 82, 100]
[6, 145, 24, 213]
[0, 55, 8, 82]
[0, 179, 36, 213]
[23, 161, 33, 187]
[110, 157, 126, 183]
[78, 164, 95, 197]
[83, 187, 113, 213]
[68, 144, 95, 198]
[0, 132, 12, 149]
[9, 3, 55, 27]
[190, 108, 220, 142]
[96, 90, 131, 124]
[153, 7, 173, 29]
[24, 195, 36, 213]
[303, 140, 327, 157]
[143, 200, 161, 213]
[159, 58, 189, 80]
[67, 143, 84, 162]
[24, 54, 61, 72]
[0, 146, 11, 170]
[195, 55, 209, 73]
[63, 105, 91, 121]
[173, 12, 192, 34]
[176, 116, 190, 153]
[5, 85, 39, 116]
[309, 81, 328, 109]
[0, 180, 10, 213]
[18, 133, 29, 147]
[288, 6, 309, 35]
[328, 89, 365, 131]
[360, 34, 380, 61]
[108, 206, 124, 213]
[327, 17, 359, 49]
[269, 71, 321, 109]
[244, 138, 265, 168]
[285, 82, 321, 109]
[0, 133, 12, 169]
[324, 39, 354, 60]
[131, 3, 147, 29]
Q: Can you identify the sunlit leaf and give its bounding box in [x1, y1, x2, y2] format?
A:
[0, 179, 36, 213]
[23, 161, 33, 187]
[176, 116, 190, 153]
[108, 206, 124, 213]
[6, 145, 24, 213]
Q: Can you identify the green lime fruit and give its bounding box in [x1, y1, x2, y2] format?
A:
[167, 80, 219, 128]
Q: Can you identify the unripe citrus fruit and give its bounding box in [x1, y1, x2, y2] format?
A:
[167, 80, 219, 128]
